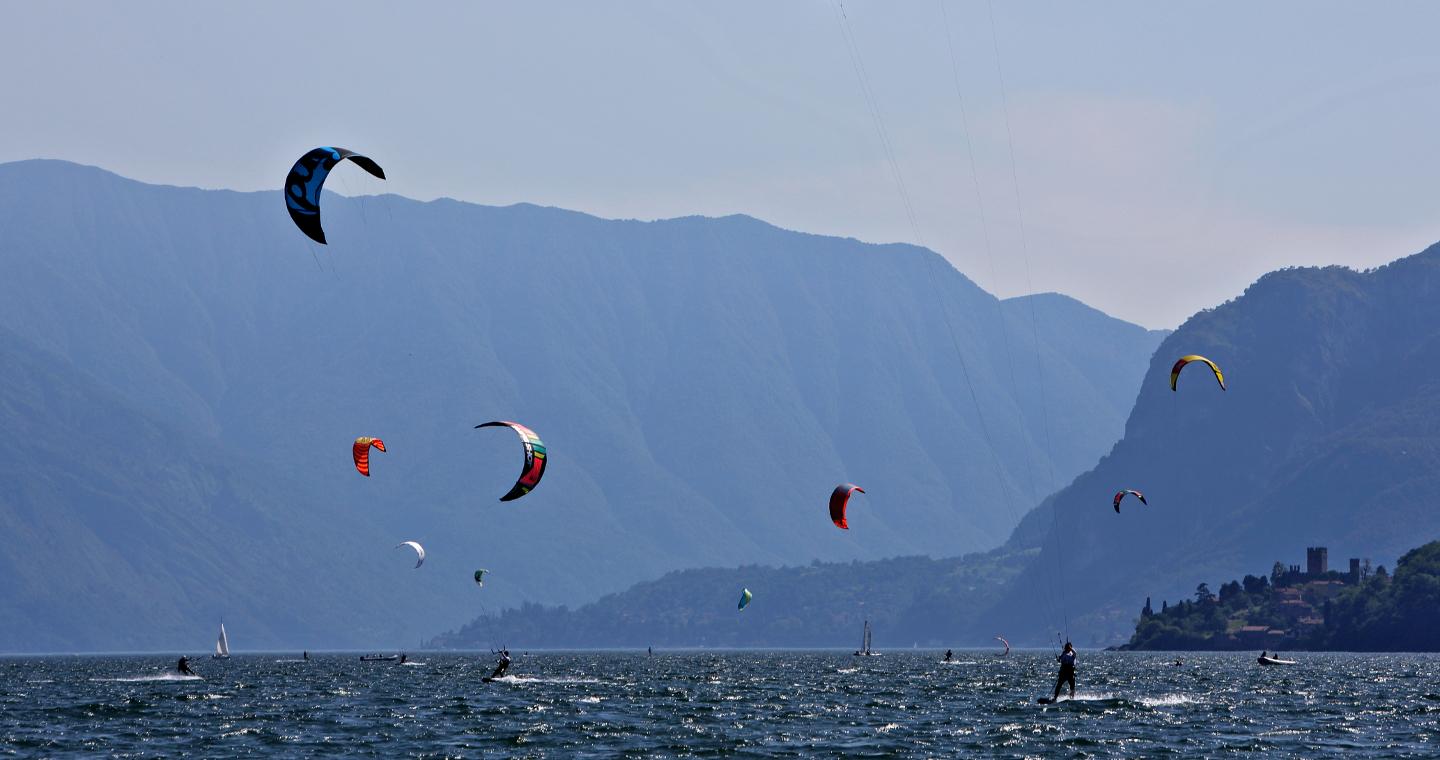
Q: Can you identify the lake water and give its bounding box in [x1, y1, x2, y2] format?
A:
[2, 651, 1436, 757]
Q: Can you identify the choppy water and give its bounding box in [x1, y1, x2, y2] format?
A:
[2, 651, 1437, 757]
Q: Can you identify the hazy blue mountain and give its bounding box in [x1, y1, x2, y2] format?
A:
[427, 550, 1029, 650]
[994, 248, 1440, 645]
[0, 159, 1161, 651]
[434, 246, 1440, 650]
[0, 324, 405, 652]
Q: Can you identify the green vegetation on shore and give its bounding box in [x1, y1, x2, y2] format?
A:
[1122, 541, 1440, 651]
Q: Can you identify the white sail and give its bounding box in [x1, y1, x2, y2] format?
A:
[216, 623, 230, 657]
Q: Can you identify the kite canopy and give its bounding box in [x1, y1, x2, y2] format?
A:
[353, 437, 386, 477]
[396, 541, 425, 568]
[829, 483, 866, 530]
[1170, 355, 1225, 391]
[995, 635, 1010, 655]
[475, 421, 548, 502]
[284, 147, 385, 244]
[738, 588, 753, 611]
[474, 569, 488, 587]
[1113, 489, 1147, 513]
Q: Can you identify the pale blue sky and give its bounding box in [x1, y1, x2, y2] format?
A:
[4, 1, 1440, 327]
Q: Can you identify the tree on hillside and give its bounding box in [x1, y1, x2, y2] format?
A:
[1195, 583, 1215, 604]
[1242, 574, 1269, 595]
[1305, 542, 1439, 651]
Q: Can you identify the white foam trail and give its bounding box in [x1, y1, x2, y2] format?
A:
[489, 675, 601, 685]
[1139, 694, 1197, 707]
[93, 673, 203, 682]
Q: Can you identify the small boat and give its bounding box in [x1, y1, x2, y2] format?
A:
[360, 654, 399, 662]
[212, 623, 231, 660]
[1257, 655, 1297, 665]
[853, 620, 880, 657]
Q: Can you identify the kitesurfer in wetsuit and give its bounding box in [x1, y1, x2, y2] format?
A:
[488, 650, 511, 680]
[303, 651, 309, 661]
[944, 649, 953, 662]
[177, 656, 195, 676]
[1052, 642, 1077, 701]
[399, 653, 407, 665]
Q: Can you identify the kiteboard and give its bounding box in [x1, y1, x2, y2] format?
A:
[1035, 696, 1068, 704]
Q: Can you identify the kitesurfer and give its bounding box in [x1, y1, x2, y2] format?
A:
[488, 650, 511, 680]
[177, 656, 195, 676]
[1052, 642, 1077, 701]
[303, 651, 309, 661]
[399, 653, 407, 665]
[944, 649, 953, 662]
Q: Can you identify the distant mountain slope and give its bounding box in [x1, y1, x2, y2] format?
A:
[0, 325, 398, 651]
[438, 247, 1440, 650]
[996, 249, 1440, 645]
[0, 159, 1162, 650]
[428, 549, 1029, 650]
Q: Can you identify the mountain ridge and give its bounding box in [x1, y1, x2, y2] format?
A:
[429, 244, 1440, 649]
[0, 159, 1162, 651]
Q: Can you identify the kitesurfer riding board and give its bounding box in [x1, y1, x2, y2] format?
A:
[482, 649, 511, 682]
[1036, 642, 1078, 703]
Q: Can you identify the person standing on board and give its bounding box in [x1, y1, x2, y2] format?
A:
[488, 649, 511, 680]
[1052, 642, 1077, 701]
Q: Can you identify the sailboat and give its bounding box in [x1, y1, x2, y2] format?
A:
[212, 622, 231, 660]
[853, 620, 880, 656]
